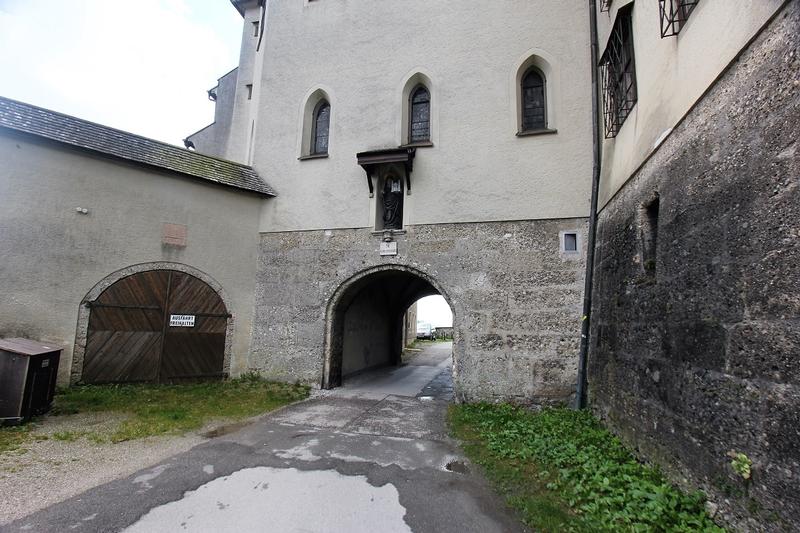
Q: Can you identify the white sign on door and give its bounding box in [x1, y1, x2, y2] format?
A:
[169, 314, 195, 327]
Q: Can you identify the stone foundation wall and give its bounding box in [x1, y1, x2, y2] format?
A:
[588, 3, 799, 530]
[252, 218, 587, 403]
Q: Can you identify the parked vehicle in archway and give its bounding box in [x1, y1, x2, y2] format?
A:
[416, 321, 433, 340]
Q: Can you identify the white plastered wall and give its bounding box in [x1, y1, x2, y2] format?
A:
[248, 0, 594, 232]
[0, 132, 263, 384]
[597, 0, 786, 207]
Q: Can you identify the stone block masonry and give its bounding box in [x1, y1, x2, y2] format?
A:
[251, 218, 587, 404]
[588, 2, 800, 530]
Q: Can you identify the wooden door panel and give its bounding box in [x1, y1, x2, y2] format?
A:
[84, 270, 228, 383]
[184, 315, 227, 334]
[160, 333, 226, 379]
[95, 271, 170, 307]
[88, 308, 163, 331]
[83, 331, 161, 383]
[168, 273, 226, 315]
[161, 273, 228, 380]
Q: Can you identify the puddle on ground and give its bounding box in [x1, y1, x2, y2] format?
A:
[122, 467, 412, 533]
[444, 460, 469, 474]
[202, 421, 251, 438]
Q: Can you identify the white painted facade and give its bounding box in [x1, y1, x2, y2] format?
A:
[0, 131, 263, 383]
[196, 0, 595, 232]
[596, 0, 786, 207]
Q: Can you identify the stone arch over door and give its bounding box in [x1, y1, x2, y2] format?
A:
[71, 262, 234, 384]
[321, 264, 456, 389]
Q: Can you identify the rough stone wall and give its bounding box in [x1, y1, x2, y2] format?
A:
[252, 218, 587, 403]
[588, 3, 800, 530]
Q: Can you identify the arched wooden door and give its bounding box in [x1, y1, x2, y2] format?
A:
[83, 270, 229, 383]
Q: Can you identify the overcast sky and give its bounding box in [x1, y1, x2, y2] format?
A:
[416, 296, 453, 328]
[0, 0, 242, 145]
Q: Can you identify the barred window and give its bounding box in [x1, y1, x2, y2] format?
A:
[312, 100, 330, 155]
[521, 68, 547, 131]
[600, 5, 637, 138]
[600, 0, 613, 12]
[659, 0, 699, 38]
[409, 85, 430, 143]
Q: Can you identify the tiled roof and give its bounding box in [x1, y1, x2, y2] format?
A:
[0, 96, 275, 197]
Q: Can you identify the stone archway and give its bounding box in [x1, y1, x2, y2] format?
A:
[321, 264, 455, 390]
[71, 262, 235, 384]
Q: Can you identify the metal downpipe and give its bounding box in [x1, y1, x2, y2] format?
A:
[575, 0, 602, 410]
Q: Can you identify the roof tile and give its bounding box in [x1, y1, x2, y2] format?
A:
[0, 96, 275, 197]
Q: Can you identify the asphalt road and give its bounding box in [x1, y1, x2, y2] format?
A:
[3, 342, 526, 533]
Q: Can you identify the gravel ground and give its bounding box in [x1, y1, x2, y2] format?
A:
[0, 412, 209, 525]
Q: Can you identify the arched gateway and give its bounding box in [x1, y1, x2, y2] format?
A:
[322, 265, 454, 389]
[80, 268, 230, 384]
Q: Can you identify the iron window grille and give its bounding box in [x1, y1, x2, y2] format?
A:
[600, 5, 637, 138]
[659, 0, 699, 38]
[600, 0, 613, 13]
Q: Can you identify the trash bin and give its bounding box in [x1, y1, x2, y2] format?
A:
[0, 338, 62, 424]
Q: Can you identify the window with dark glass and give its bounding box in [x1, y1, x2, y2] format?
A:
[659, 0, 699, 38]
[564, 233, 578, 252]
[600, 4, 637, 138]
[312, 100, 330, 155]
[521, 68, 546, 131]
[409, 85, 430, 143]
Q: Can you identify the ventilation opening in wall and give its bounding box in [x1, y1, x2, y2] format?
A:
[246, 84, 253, 100]
[564, 233, 578, 252]
[641, 194, 660, 275]
[560, 230, 580, 255]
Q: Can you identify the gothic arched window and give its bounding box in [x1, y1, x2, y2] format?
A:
[409, 85, 430, 144]
[521, 68, 546, 131]
[312, 100, 330, 155]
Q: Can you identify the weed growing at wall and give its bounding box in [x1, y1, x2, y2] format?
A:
[450, 404, 724, 532]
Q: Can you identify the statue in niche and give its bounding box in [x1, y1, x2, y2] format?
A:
[382, 175, 403, 230]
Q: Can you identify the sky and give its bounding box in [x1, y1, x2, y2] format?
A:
[0, 0, 243, 145]
[416, 295, 453, 328]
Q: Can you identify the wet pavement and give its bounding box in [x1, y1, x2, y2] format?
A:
[2, 342, 525, 533]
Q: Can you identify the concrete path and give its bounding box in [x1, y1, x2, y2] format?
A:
[2, 342, 525, 533]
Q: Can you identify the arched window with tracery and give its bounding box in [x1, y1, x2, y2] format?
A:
[521, 68, 546, 131]
[409, 85, 430, 144]
[312, 100, 330, 154]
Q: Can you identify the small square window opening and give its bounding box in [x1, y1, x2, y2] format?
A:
[564, 233, 578, 252]
[252, 21, 260, 37]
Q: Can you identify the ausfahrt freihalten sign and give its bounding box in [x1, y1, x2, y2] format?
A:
[169, 314, 195, 327]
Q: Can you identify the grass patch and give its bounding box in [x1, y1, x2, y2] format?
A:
[51, 431, 83, 442]
[449, 404, 724, 532]
[0, 424, 34, 454]
[51, 376, 309, 442]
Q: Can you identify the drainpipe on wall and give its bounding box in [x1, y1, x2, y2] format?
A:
[575, 0, 602, 410]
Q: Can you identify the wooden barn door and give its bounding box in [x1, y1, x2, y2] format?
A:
[160, 272, 228, 381]
[83, 270, 228, 384]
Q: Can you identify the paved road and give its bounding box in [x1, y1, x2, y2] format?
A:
[3, 342, 525, 533]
